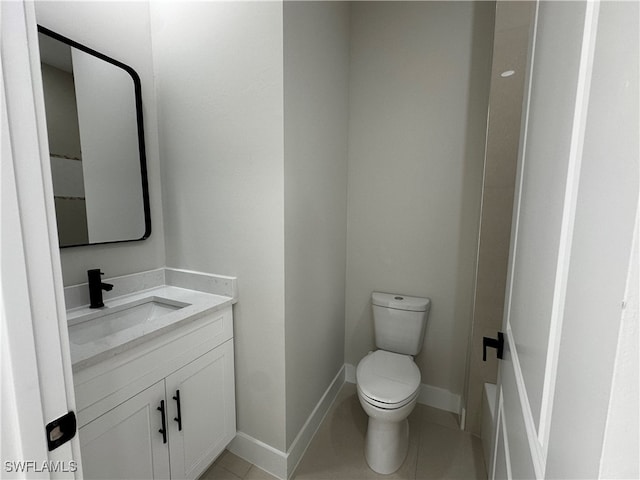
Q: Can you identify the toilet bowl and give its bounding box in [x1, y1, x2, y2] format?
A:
[356, 350, 421, 474]
[356, 292, 430, 475]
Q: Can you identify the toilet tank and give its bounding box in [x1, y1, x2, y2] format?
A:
[372, 292, 431, 356]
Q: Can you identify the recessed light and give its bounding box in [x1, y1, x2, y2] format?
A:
[501, 70, 515, 78]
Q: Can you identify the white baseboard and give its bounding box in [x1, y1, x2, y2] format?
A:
[344, 363, 461, 415]
[286, 365, 345, 476]
[418, 382, 461, 414]
[228, 366, 346, 479]
[227, 432, 287, 479]
[345, 363, 356, 383]
[229, 363, 459, 479]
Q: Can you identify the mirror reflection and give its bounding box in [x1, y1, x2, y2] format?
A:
[38, 26, 151, 247]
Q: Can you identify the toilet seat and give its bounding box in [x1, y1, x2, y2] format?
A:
[358, 384, 419, 410]
[356, 350, 421, 409]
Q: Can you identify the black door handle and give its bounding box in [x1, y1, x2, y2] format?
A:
[483, 332, 504, 361]
[173, 390, 182, 431]
[157, 400, 167, 444]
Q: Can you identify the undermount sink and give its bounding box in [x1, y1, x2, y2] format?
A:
[69, 297, 190, 345]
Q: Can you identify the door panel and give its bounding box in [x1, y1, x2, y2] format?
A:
[494, 0, 600, 478]
[542, 1, 639, 476]
[500, 336, 537, 479]
[507, 0, 588, 430]
[166, 341, 236, 480]
[79, 381, 170, 479]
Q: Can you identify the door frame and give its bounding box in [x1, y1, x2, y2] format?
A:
[1, 0, 81, 476]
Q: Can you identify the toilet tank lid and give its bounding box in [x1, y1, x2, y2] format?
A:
[372, 292, 430, 312]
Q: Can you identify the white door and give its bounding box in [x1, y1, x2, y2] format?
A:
[78, 381, 170, 479]
[492, 1, 638, 479]
[166, 342, 236, 480]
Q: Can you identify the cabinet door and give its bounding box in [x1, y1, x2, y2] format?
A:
[78, 380, 170, 479]
[166, 340, 236, 480]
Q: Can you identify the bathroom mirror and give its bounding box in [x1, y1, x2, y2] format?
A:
[37, 25, 151, 248]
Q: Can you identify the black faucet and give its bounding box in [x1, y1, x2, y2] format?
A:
[88, 269, 114, 308]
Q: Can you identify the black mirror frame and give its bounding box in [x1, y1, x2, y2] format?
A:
[38, 25, 151, 248]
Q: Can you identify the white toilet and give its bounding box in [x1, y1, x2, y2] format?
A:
[356, 292, 431, 474]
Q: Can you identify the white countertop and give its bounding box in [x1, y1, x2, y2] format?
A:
[68, 285, 234, 371]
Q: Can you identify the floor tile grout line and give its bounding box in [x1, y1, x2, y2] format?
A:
[222, 463, 243, 480]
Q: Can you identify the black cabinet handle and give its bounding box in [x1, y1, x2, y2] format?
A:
[483, 332, 504, 361]
[157, 400, 167, 444]
[173, 390, 182, 431]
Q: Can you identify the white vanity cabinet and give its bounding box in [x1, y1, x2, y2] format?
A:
[73, 306, 235, 480]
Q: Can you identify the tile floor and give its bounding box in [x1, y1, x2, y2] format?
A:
[200, 383, 486, 480]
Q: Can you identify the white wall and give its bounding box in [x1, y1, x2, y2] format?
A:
[600, 208, 639, 479]
[345, 2, 494, 401]
[35, 1, 165, 286]
[283, 1, 350, 449]
[150, 2, 287, 451]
